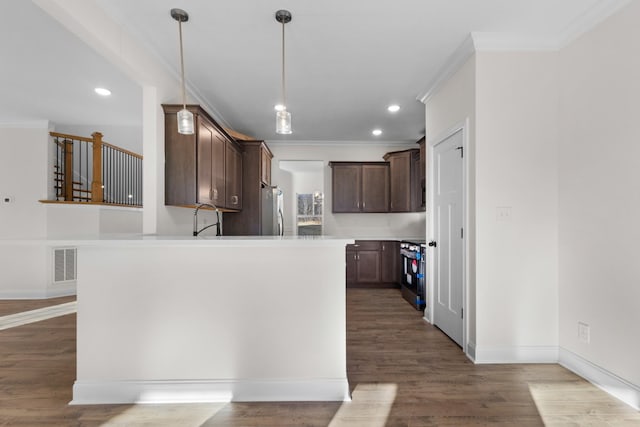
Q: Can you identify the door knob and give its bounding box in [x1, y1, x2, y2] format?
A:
[428, 241, 437, 247]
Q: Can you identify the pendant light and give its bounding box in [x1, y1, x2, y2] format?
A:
[171, 8, 194, 135]
[275, 10, 292, 135]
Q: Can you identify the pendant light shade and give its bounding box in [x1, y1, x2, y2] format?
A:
[171, 8, 194, 135]
[275, 10, 292, 135]
[276, 110, 292, 135]
[177, 108, 194, 134]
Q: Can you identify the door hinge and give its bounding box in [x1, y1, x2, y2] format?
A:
[456, 146, 464, 158]
[461, 308, 464, 319]
[461, 228, 464, 239]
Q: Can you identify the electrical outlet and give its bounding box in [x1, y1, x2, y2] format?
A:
[578, 322, 590, 344]
[496, 206, 512, 221]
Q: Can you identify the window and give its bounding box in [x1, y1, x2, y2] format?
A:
[296, 192, 323, 235]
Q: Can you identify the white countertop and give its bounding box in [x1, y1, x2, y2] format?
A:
[0, 233, 427, 246]
[349, 236, 425, 242]
[0, 234, 355, 247]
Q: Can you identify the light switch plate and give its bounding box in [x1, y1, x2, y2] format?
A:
[578, 322, 590, 344]
[496, 206, 512, 221]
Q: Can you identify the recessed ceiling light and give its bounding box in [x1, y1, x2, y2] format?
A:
[94, 87, 111, 96]
[372, 129, 382, 136]
[387, 104, 400, 113]
[274, 104, 285, 112]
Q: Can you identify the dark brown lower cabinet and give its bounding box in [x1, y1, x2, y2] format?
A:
[381, 240, 400, 284]
[356, 248, 381, 283]
[346, 240, 399, 288]
[346, 247, 358, 284]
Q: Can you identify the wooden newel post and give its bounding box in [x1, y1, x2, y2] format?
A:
[64, 140, 74, 201]
[91, 132, 104, 203]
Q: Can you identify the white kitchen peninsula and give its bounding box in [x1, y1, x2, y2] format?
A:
[70, 235, 353, 404]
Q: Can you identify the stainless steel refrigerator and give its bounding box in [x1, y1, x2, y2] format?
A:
[261, 186, 284, 236]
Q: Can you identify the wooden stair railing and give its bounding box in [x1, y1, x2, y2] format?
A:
[49, 131, 142, 207]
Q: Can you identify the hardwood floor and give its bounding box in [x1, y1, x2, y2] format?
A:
[0, 295, 75, 317]
[0, 289, 638, 426]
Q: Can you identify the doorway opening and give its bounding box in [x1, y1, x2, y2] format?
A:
[278, 160, 324, 236]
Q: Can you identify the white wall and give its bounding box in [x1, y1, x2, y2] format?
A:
[426, 51, 561, 361]
[424, 5, 640, 402]
[0, 243, 50, 298]
[558, 1, 640, 388]
[0, 126, 49, 239]
[0, 126, 49, 297]
[0, 125, 79, 297]
[474, 51, 560, 361]
[424, 56, 477, 351]
[45, 204, 142, 237]
[269, 142, 426, 239]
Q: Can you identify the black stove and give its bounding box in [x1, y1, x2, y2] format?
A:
[399, 240, 426, 310]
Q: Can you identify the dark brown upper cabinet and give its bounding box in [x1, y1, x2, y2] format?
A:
[329, 162, 390, 213]
[417, 137, 426, 210]
[383, 148, 423, 212]
[225, 141, 242, 209]
[260, 146, 272, 186]
[162, 104, 242, 211]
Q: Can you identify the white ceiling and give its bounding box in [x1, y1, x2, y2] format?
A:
[0, 0, 141, 128]
[0, 0, 623, 143]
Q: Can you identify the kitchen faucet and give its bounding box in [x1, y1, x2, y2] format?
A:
[193, 203, 221, 236]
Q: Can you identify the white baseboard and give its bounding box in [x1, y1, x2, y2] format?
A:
[46, 284, 76, 298]
[559, 347, 640, 410]
[0, 301, 76, 331]
[474, 345, 558, 364]
[0, 287, 76, 299]
[71, 378, 351, 404]
[466, 341, 477, 362]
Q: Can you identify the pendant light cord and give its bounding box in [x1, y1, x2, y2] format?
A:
[281, 20, 286, 109]
[178, 19, 187, 109]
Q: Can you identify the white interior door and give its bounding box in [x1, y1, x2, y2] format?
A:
[432, 129, 464, 347]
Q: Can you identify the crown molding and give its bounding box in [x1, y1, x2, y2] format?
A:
[416, 34, 476, 104]
[417, 0, 632, 104]
[0, 120, 51, 129]
[265, 139, 417, 147]
[471, 32, 559, 52]
[557, 0, 631, 48]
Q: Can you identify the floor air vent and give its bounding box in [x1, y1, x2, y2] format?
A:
[53, 248, 77, 283]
